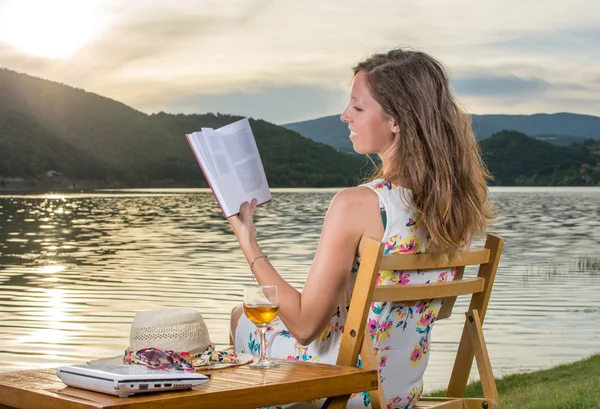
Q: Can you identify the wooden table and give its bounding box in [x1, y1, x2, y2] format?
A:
[0, 360, 378, 409]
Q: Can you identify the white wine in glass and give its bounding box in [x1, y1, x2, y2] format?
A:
[243, 285, 280, 368]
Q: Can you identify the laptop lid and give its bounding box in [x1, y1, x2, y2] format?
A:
[56, 364, 209, 398]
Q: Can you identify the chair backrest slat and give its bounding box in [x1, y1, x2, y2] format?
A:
[372, 278, 485, 302]
[379, 248, 490, 271]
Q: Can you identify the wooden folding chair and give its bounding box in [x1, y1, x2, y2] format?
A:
[323, 234, 504, 409]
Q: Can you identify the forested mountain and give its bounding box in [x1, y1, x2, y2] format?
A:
[480, 131, 600, 186]
[284, 115, 354, 153]
[283, 113, 600, 153]
[0, 68, 364, 190]
[471, 113, 600, 140]
[281, 115, 600, 185]
[1, 68, 599, 190]
[149, 113, 366, 187]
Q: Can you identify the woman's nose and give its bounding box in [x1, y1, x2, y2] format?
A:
[340, 107, 350, 123]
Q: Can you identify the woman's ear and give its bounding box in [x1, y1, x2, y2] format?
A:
[389, 118, 400, 135]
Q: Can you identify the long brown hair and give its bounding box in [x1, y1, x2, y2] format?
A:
[354, 49, 494, 252]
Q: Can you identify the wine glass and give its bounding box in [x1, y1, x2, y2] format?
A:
[243, 285, 280, 368]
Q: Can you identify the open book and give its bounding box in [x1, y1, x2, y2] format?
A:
[186, 118, 271, 218]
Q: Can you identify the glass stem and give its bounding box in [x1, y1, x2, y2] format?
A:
[259, 325, 267, 361]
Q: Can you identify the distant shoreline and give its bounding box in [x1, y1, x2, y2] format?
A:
[1, 185, 600, 196]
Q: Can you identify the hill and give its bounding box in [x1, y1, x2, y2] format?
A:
[0, 68, 365, 190]
[283, 112, 600, 153]
[2, 67, 599, 189]
[480, 131, 600, 186]
[282, 113, 600, 185]
[471, 113, 600, 140]
[531, 134, 589, 146]
[284, 115, 354, 153]
[149, 113, 365, 187]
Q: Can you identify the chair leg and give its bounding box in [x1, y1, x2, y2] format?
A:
[464, 399, 499, 409]
[465, 310, 500, 408]
[321, 394, 350, 409]
[322, 332, 385, 409]
[446, 316, 474, 397]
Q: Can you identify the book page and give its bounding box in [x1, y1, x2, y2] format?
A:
[206, 118, 271, 216]
[236, 158, 263, 194]
[186, 131, 227, 215]
[200, 128, 228, 184]
[201, 127, 239, 216]
[188, 131, 214, 182]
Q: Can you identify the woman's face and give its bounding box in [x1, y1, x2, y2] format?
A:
[340, 71, 398, 156]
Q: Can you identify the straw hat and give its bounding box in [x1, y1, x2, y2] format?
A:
[128, 308, 211, 354]
[89, 308, 251, 368]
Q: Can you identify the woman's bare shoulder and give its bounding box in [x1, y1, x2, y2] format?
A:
[319, 187, 382, 241]
[328, 186, 379, 214]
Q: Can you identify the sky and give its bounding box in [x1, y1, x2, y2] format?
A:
[0, 0, 599, 124]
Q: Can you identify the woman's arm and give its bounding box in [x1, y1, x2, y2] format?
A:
[229, 187, 377, 345]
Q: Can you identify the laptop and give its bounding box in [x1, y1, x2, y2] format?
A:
[56, 364, 209, 398]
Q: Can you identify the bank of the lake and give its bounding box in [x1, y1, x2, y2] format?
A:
[427, 353, 600, 409]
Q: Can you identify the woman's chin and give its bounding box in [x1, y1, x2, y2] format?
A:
[350, 142, 369, 155]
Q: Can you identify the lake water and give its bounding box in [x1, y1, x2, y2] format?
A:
[1, 187, 599, 391]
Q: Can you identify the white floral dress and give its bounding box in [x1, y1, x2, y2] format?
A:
[235, 179, 456, 409]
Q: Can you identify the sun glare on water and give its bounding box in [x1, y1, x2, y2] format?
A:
[0, 0, 99, 59]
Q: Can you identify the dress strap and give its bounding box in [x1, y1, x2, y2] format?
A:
[359, 179, 389, 231]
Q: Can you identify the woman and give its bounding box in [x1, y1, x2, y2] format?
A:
[229, 48, 494, 409]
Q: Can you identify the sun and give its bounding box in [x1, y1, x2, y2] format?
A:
[0, 0, 99, 59]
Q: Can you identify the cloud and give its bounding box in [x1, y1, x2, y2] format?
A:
[452, 73, 600, 117]
[0, 0, 275, 83]
[452, 74, 550, 97]
[82, 15, 214, 71]
[1, 0, 599, 121]
[488, 26, 600, 55]
[448, 68, 600, 117]
[140, 83, 348, 124]
[70, 3, 273, 78]
[452, 70, 596, 99]
[0, 43, 57, 73]
[82, 55, 354, 122]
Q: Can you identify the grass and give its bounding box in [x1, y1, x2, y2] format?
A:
[426, 354, 600, 409]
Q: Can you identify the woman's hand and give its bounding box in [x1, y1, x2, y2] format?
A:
[228, 198, 259, 250]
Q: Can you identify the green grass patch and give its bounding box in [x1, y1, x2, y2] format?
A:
[426, 353, 600, 409]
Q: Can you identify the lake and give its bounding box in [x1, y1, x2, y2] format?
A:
[1, 187, 599, 391]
